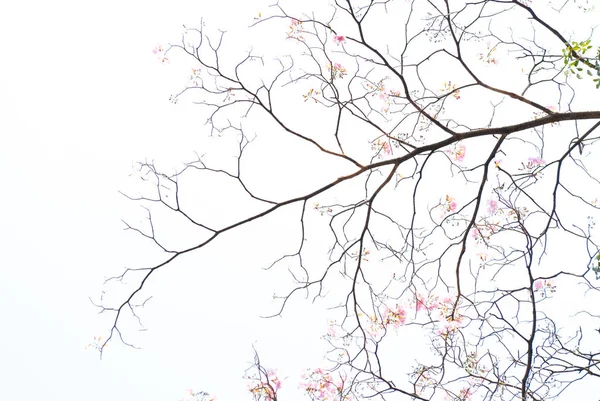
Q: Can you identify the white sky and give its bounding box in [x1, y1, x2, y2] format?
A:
[1, 1, 599, 400]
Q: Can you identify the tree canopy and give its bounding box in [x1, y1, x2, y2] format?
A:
[96, 1, 600, 400]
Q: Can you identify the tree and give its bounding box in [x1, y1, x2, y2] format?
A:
[95, 1, 600, 400]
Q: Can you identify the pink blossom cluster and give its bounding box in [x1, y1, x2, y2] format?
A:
[327, 320, 340, 337]
[358, 306, 406, 339]
[417, 294, 449, 313]
[381, 89, 402, 113]
[364, 80, 387, 99]
[528, 157, 545, 167]
[534, 279, 556, 297]
[152, 45, 168, 63]
[445, 142, 466, 162]
[363, 313, 384, 338]
[371, 138, 391, 158]
[342, 294, 465, 340]
[333, 35, 346, 45]
[470, 200, 502, 244]
[458, 386, 473, 400]
[521, 156, 545, 171]
[415, 294, 429, 312]
[471, 223, 498, 243]
[444, 195, 458, 213]
[362, 80, 402, 114]
[368, 294, 465, 339]
[382, 304, 407, 328]
[287, 18, 305, 40]
[299, 368, 350, 401]
[414, 293, 453, 313]
[437, 315, 464, 337]
[435, 315, 464, 338]
[488, 199, 498, 215]
[413, 294, 465, 337]
[247, 369, 282, 401]
[327, 62, 347, 79]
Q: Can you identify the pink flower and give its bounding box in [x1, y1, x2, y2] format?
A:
[455, 143, 466, 161]
[152, 45, 163, 55]
[333, 35, 346, 45]
[267, 370, 282, 390]
[445, 195, 457, 212]
[382, 141, 391, 155]
[442, 296, 455, 304]
[371, 139, 392, 158]
[436, 314, 463, 337]
[247, 369, 282, 401]
[445, 143, 466, 162]
[383, 305, 407, 328]
[327, 321, 338, 337]
[534, 279, 555, 295]
[459, 387, 473, 400]
[328, 62, 347, 79]
[521, 157, 546, 172]
[287, 19, 305, 40]
[153, 45, 168, 63]
[300, 368, 350, 401]
[415, 294, 427, 311]
[488, 199, 498, 215]
[528, 157, 545, 166]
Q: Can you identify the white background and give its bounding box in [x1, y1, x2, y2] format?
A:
[1, 1, 599, 400]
